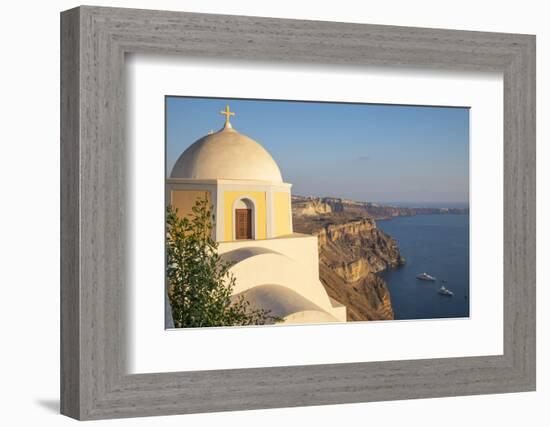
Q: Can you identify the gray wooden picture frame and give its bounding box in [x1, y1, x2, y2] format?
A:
[60, 5, 536, 421]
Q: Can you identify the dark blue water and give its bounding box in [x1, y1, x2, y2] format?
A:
[378, 214, 470, 320]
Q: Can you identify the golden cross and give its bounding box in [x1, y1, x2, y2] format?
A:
[219, 104, 235, 127]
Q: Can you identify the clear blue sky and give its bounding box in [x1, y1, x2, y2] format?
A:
[166, 96, 469, 206]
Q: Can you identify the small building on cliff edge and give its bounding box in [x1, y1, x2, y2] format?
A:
[167, 105, 346, 325]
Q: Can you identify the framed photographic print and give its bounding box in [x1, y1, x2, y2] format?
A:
[60, 5, 536, 420]
[163, 97, 470, 329]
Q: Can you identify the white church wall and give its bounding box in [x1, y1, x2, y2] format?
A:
[218, 234, 344, 319]
[233, 284, 340, 324]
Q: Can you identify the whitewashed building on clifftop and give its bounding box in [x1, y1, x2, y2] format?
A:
[167, 106, 346, 324]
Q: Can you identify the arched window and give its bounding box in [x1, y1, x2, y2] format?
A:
[233, 198, 255, 240]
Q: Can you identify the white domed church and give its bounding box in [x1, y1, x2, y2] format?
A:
[167, 106, 346, 324]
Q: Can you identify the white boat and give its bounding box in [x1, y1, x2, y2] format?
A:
[438, 286, 454, 296]
[416, 272, 436, 281]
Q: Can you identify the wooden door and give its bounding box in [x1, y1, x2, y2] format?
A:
[235, 209, 252, 240]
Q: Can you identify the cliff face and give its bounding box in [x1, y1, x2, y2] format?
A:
[293, 195, 468, 220]
[317, 219, 403, 282]
[292, 198, 332, 216]
[319, 264, 395, 321]
[293, 213, 404, 321]
[291, 195, 467, 321]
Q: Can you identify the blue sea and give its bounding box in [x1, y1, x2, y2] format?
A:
[377, 214, 470, 320]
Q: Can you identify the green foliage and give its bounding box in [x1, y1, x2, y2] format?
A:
[166, 197, 277, 328]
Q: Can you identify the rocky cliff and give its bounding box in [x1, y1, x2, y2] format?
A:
[292, 195, 468, 321]
[293, 195, 468, 220]
[292, 198, 332, 216]
[317, 219, 404, 282]
[293, 212, 404, 321]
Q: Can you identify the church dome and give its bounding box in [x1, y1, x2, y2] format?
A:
[170, 107, 283, 183]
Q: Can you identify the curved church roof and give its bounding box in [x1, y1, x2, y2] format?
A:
[232, 284, 338, 324]
[170, 105, 283, 183]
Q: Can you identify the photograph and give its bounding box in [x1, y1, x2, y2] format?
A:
[165, 96, 470, 328]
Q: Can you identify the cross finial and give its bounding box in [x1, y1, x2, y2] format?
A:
[219, 104, 235, 128]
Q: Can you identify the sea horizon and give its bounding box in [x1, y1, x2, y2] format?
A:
[293, 194, 469, 210]
[374, 201, 469, 209]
